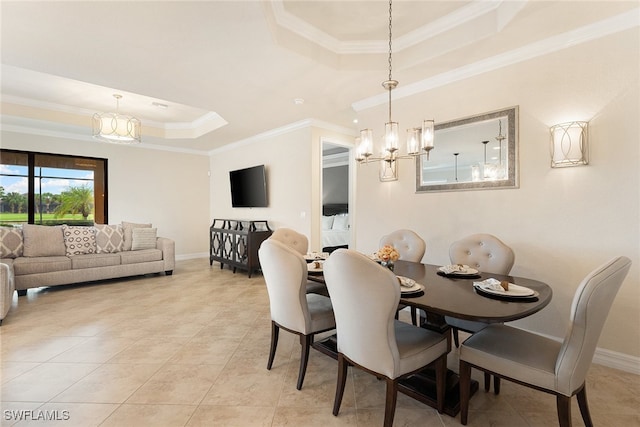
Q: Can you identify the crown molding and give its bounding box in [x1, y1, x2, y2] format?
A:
[323, 152, 350, 168]
[353, 9, 640, 112]
[209, 118, 356, 156]
[270, 0, 508, 54]
[0, 115, 210, 156]
[1, 94, 226, 139]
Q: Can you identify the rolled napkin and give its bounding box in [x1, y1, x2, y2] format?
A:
[474, 278, 510, 292]
[396, 276, 416, 288]
[440, 264, 471, 274]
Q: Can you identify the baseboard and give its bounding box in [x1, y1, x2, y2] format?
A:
[593, 347, 640, 375]
[521, 329, 640, 375]
[175, 252, 208, 261]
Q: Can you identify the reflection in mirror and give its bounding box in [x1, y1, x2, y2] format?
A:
[416, 106, 518, 192]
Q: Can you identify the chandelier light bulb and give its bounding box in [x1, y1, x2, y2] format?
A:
[406, 128, 421, 156]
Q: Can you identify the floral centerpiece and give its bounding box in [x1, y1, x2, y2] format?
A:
[377, 245, 400, 270]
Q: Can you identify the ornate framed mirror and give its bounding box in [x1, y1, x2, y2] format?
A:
[416, 106, 519, 192]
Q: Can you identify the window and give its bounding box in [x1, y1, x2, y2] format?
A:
[0, 150, 108, 226]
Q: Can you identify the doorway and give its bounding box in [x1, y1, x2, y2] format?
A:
[321, 141, 351, 253]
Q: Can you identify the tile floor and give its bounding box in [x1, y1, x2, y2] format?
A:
[1, 258, 639, 427]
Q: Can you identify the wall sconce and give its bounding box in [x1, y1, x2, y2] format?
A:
[550, 121, 589, 167]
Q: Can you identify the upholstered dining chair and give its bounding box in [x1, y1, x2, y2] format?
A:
[379, 229, 427, 325]
[445, 233, 515, 393]
[379, 229, 426, 263]
[459, 256, 631, 427]
[446, 233, 516, 348]
[323, 249, 449, 427]
[258, 238, 336, 390]
[270, 227, 308, 255]
[270, 227, 327, 296]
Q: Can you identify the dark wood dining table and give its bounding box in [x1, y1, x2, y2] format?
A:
[308, 259, 553, 416]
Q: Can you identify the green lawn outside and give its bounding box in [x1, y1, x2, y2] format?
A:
[0, 212, 94, 225]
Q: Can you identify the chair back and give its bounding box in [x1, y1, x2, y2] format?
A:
[379, 229, 426, 263]
[270, 228, 308, 255]
[555, 256, 631, 395]
[449, 233, 515, 275]
[258, 238, 312, 334]
[323, 249, 401, 378]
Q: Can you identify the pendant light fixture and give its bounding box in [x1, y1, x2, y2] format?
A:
[355, 0, 435, 181]
[92, 94, 141, 144]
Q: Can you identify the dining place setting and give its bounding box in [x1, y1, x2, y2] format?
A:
[435, 264, 540, 302]
[304, 251, 329, 275]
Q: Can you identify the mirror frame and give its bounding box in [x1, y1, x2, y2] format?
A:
[415, 106, 519, 193]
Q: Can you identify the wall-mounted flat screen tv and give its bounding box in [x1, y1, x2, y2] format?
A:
[229, 165, 268, 208]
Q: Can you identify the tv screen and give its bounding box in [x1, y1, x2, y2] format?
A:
[229, 165, 268, 208]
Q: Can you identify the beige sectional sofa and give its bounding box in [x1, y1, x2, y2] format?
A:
[0, 222, 175, 324]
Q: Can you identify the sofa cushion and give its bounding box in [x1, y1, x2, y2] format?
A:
[94, 224, 124, 253]
[120, 249, 162, 265]
[13, 256, 71, 276]
[0, 226, 24, 258]
[61, 225, 97, 256]
[22, 225, 66, 257]
[132, 228, 157, 251]
[71, 253, 121, 270]
[122, 221, 152, 251]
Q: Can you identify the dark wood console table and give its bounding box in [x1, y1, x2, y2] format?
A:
[209, 219, 272, 278]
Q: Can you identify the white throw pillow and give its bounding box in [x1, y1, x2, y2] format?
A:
[131, 227, 157, 250]
[332, 214, 349, 230]
[322, 215, 334, 231]
[122, 221, 152, 251]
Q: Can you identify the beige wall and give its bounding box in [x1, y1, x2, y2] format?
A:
[208, 124, 355, 253]
[209, 126, 314, 238]
[353, 29, 639, 358]
[0, 131, 211, 258]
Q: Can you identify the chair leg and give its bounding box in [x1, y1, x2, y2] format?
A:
[411, 307, 418, 325]
[434, 354, 447, 414]
[484, 371, 491, 391]
[267, 321, 279, 370]
[333, 353, 349, 416]
[556, 394, 573, 427]
[452, 327, 460, 347]
[494, 376, 501, 395]
[576, 385, 593, 427]
[459, 360, 472, 425]
[297, 334, 312, 390]
[384, 378, 398, 427]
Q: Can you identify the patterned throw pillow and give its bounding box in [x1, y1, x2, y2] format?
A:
[0, 226, 24, 258]
[131, 227, 157, 250]
[122, 221, 152, 251]
[61, 225, 97, 256]
[93, 224, 124, 253]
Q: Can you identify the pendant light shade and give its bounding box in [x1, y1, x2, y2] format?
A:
[92, 94, 141, 144]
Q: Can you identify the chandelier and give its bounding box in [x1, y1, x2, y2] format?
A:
[92, 94, 141, 144]
[355, 0, 434, 181]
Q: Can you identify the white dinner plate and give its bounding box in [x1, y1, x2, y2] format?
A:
[438, 265, 479, 276]
[474, 282, 536, 297]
